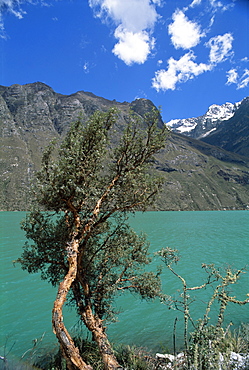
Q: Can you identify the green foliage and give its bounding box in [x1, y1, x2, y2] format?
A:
[188, 324, 249, 370]
[115, 344, 156, 370]
[216, 323, 249, 354]
[19, 212, 69, 285]
[73, 221, 162, 321]
[32, 339, 158, 370]
[34, 108, 167, 213]
[35, 109, 117, 212]
[17, 107, 167, 367]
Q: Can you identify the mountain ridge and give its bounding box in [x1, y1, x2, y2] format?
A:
[166, 99, 244, 139]
[1, 82, 249, 211]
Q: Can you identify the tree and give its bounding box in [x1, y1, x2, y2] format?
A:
[18, 108, 168, 370]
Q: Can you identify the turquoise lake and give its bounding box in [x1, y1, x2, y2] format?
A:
[1, 211, 249, 360]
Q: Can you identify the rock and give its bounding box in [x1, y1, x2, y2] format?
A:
[229, 352, 249, 369]
[156, 352, 186, 369]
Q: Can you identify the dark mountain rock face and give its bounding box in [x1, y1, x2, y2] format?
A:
[0, 82, 163, 136]
[201, 97, 249, 158]
[1, 82, 249, 211]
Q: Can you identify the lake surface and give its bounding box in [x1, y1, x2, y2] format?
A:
[1, 211, 249, 360]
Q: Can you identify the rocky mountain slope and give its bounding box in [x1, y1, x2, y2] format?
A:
[1, 82, 249, 211]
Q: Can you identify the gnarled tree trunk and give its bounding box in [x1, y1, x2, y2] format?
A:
[52, 239, 93, 370]
[72, 282, 123, 370]
[82, 305, 123, 370]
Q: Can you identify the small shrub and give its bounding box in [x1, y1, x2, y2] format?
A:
[188, 323, 249, 370]
[115, 344, 156, 370]
[32, 339, 158, 370]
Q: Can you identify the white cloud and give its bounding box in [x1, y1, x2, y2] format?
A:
[189, 0, 202, 8]
[226, 68, 249, 89]
[89, 0, 159, 64]
[226, 68, 238, 85]
[89, 0, 158, 32]
[0, 0, 26, 19]
[0, 0, 28, 37]
[113, 27, 155, 65]
[153, 30, 236, 92]
[0, 0, 49, 36]
[152, 51, 212, 91]
[241, 57, 249, 63]
[83, 62, 90, 73]
[151, 0, 162, 5]
[168, 9, 204, 50]
[238, 69, 249, 89]
[209, 0, 234, 12]
[206, 33, 233, 64]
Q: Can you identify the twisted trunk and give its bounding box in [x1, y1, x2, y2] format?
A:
[82, 305, 123, 370]
[52, 239, 93, 370]
[72, 283, 123, 370]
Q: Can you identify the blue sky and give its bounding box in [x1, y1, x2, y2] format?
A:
[0, 0, 248, 122]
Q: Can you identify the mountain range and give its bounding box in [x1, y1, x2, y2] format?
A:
[0, 82, 249, 211]
[167, 100, 238, 138]
[167, 96, 249, 158]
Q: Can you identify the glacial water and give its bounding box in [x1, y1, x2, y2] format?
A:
[1, 211, 249, 360]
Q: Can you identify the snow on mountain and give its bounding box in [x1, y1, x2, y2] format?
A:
[166, 100, 241, 139]
[167, 117, 198, 133]
[206, 103, 234, 120]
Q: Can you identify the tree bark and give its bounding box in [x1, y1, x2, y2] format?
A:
[72, 282, 123, 370]
[52, 239, 93, 370]
[82, 305, 123, 370]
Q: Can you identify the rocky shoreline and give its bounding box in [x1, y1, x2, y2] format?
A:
[155, 351, 249, 369]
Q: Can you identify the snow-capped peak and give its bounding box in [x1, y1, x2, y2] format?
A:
[166, 100, 241, 139]
[205, 102, 235, 122]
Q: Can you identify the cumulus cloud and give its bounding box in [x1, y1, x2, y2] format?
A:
[168, 9, 204, 50]
[152, 30, 236, 92]
[206, 33, 233, 64]
[89, 0, 159, 65]
[152, 51, 212, 91]
[113, 27, 155, 65]
[156, 3, 236, 91]
[89, 0, 158, 32]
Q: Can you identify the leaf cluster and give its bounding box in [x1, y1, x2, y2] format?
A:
[77, 219, 162, 320]
[34, 108, 168, 215]
[16, 212, 69, 285]
[18, 107, 168, 322]
[35, 109, 117, 212]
